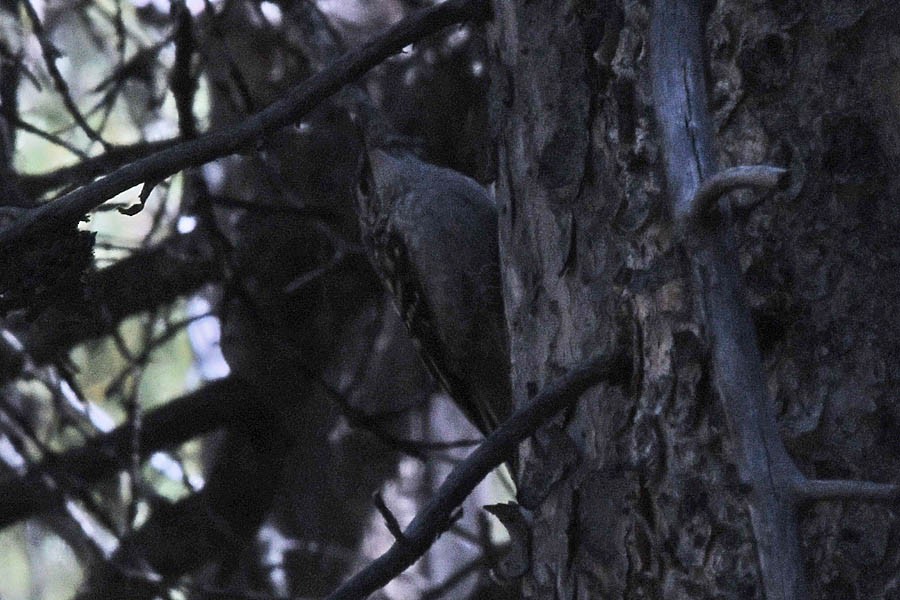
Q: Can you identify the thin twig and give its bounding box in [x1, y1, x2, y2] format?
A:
[170, 1, 198, 138]
[300, 364, 479, 461]
[19, 138, 182, 198]
[0, 377, 250, 529]
[23, 229, 219, 363]
[373, 492, 406, 542]
[22, 0, 108, 148]
[105, 314, 205, 397]
[4, 110, 90, 159]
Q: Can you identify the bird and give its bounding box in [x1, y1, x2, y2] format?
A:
[356, 135, 511, 436]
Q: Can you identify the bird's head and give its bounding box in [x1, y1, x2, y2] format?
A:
[356, 134, 426, 226]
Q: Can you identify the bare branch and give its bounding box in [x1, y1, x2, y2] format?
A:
[0, 0, 490, 245]
[325, 349, 625, 600]
[296, 359, 483, 461]
[170, 1, 198, 139]
[75, 419, 293, 600]
[373, 492, 406, 542]
[18, 139, 183, 197]
[22, 0, 108, 148]
[791, 479, 900, 503]
[4, 111, 90, 160]
[689, 165, 788, 224]
[23, 229, 220, 362]
[0, 376, 251, 530]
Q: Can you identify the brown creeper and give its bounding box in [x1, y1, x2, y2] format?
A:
[356, 141, 511, 435]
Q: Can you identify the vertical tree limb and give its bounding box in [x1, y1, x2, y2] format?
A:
[649, 2, 898, 598]
[650, 2, 807, 597]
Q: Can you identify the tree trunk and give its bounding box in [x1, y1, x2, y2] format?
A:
[489, 1, 900, 598]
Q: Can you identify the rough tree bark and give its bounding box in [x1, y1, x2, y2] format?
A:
[489, 1, 900, 598]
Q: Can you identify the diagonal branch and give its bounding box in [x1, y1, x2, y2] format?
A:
[325, 350, 626, 600]
[0, 0, 490, 246]
[18, 138, 183, 198]
[0, 376, 251, 530]
[23, 228, 220, 362]
[75, 416, 293, 600]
